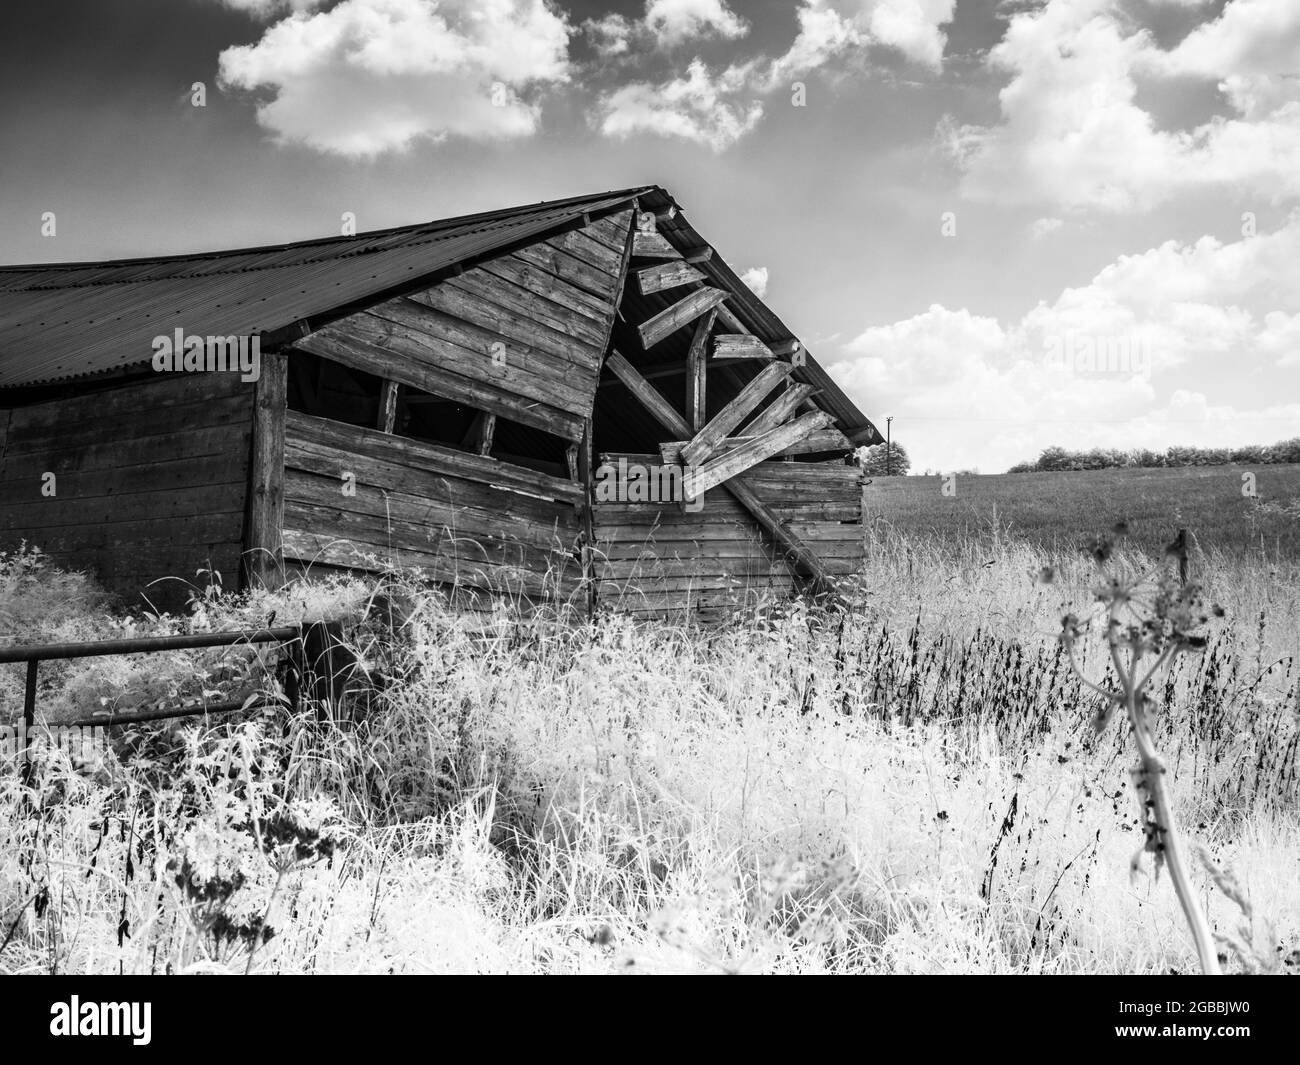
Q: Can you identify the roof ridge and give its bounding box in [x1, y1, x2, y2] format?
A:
[0, 186, 658, 275]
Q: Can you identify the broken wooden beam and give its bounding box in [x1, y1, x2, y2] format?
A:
[682, 247, 713, 263]
[680, 360, 793, 467]
[686, 308, 715, 432]
[658, 425, 851, 465]
[638, 287, 729, 349]
[712, 334, 775, 361]
[684, 411, 833, 497]
[637, 261, 707, 296]
[601, 352, 828, 587]
[743, 383, 818, 439]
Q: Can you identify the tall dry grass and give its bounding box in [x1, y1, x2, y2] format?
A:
[1, 531, 1298, 974]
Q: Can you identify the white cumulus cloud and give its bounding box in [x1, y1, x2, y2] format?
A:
[593, 58, 763, 151]
[739, 266, 769, 297]
[218, 0, 572, 157]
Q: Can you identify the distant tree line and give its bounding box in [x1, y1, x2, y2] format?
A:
[1008, 439, 1300, 473]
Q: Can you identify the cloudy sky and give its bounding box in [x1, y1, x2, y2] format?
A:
[1, 0, 1297, 471]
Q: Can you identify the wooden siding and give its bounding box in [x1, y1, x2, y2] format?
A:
[281, 412, 584, 599]
[593, 454, 864, 618]
[0, 373, 253, 606]
[296, 211, 633, 444]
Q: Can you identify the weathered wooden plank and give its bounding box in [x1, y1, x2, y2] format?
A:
[285, 411, 582, 504]
[659, 426, 851, 463]
[637, 261, 707, 296]
[0, 452, 246, 513]
[774, 427, 853, 455]
[514, 241, 620, 301]
[282, 476, 575, 555]
[296, 325, 585, 442]
[365, 299, 595, 405]
[437, 271, 607, 348]
[281, 528, 577, 597]
[684, 411, 833, 497]
[282, 494, 577, 568]
[712, 334, 775, 361]
[477, 255, 612, 324]
[0, 425, 248, 482]
[631, 231, 681, 259]
[680, 361, 793, 467]
[547, 227, 625, 278]
[2, 391, 249, 454]
[1, 480, 248, 531]
[410, 282, 605, 371]
[638, 287, 729, 349]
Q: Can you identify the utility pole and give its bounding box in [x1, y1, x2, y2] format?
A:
[885, 416, 893, 476]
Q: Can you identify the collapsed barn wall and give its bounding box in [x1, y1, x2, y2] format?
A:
[0, 373, 253, 607]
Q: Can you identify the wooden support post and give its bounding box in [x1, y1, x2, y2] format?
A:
[578, 418, 597, 619]
[461, 411, 496, 456]
[244, 351, 288, 590]
[687, 308, 715, 432]
[377, 379, 399, 433]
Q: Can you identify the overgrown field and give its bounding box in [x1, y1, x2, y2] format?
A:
[864, 463, 1300, 559]
[1, 522, 1298, 974]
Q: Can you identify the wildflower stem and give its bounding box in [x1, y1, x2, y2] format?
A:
[1108, 640, 1220, 975]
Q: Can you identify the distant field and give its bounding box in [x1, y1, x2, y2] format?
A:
[862, 463, 1300, 559]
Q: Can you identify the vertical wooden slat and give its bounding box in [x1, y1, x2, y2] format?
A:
[578, 417, 596, 618]
[245, 352, 288, 589]
[377, 379, 399, 433]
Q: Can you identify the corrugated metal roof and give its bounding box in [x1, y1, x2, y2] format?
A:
[0, 184, 876, 442]
[0, 188, 651, 388]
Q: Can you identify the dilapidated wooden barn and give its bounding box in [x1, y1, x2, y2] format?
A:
[0, 186, 879, 619]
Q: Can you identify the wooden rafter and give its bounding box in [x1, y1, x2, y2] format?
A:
[680, 360, 793, 467]
[638, 287, 729, 349]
